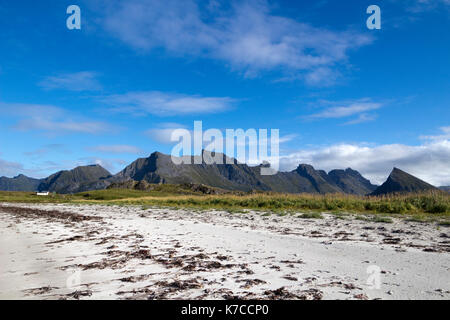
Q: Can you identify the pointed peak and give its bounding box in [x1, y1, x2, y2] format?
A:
[391, 167, 406, 174]
[370, 167, 438, 196]
[295, 164, 317, 176]
[75, 164, 104, 170]
[147, 151, 172, 162]
[296, 163, 315, 170]
[389, 167, 411, 179]
[149, 151, 163, 157]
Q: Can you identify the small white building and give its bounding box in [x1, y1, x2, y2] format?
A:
[36, 192, 49, 196]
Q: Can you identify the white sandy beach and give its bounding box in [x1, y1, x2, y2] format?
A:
[0, 203, 449, 300]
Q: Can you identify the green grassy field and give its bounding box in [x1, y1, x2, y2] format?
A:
[0, 185, 202, 202]
[0, 185, 449, 219]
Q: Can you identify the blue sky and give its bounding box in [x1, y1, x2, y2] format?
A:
[0, 0, 449, 185]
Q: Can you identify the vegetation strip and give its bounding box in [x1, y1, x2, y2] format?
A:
[0, 186, 449, 217]
[0, 204, 101, 222]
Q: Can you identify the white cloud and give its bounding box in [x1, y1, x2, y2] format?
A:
[24, 144, 67, 156]
[29, 158, 127, 178]
[308, 101, 383, 120]
[146, 123, 190, 144]
[0, 153, 124, 178]
[78, 157, 128, 174]
[39, 71, 102, 91]
[0, 158, 24, 177]
[280, 139, 450, 186]
[89, 145, 143, 154]
[304, 99, 384, 125]
[420, 126, 450, 142]
[404, 0, 450, 13]
[0, 102, 64, 118]
[95, 0, 372, 83]
[0, 102, 113, 134]
[15, 118, 111, 134]
[304, 67, 340, 87]
[102, 91, 234, 116]
[343, 113, 378, 125]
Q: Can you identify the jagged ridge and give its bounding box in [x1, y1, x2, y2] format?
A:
[115, 151, 377, 195]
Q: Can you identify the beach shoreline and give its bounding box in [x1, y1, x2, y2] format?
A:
[0, 203, 449, 300]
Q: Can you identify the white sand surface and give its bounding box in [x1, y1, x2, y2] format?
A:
[0, 203, 448, 300]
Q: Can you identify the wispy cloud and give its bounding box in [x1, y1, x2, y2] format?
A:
[14, 118, 111, 134]
[23, 144, 67, 157]
[386, 0, 450, 28]
[0, 102, 113, 134]
[308, 102, 382, 119]
[343, 113, 378, 125]
[403, 0, 450, 13]
[304, 67, 341, 87]
[88, 144, 143, 154]
[0, 158, 24, 177]
[145, 123, 189, 144]
[0, 102, 64, 118]
[25, 158, 128, 178]
[94, 0, 372, 84]
[77, 157, 128, 174]
[305, 99, 384, 124]
[419, 126, 450, 142]
[39, 71, 102, 92]
[102, 91, 235, 116]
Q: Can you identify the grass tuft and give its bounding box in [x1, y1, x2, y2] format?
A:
[297, 212, 324, 219]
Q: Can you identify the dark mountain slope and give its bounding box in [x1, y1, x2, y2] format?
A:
[370, 168, 439, 196]
[328, 168, 378, 195]
[0, 174, 42, 191]
[38, 165, 112, 194]
[294, 164, 342, 194]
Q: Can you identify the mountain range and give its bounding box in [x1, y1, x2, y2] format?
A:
[0, 174, 42, 192]
[113, 151, 377, 195]
[0, 151, 444, 196]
